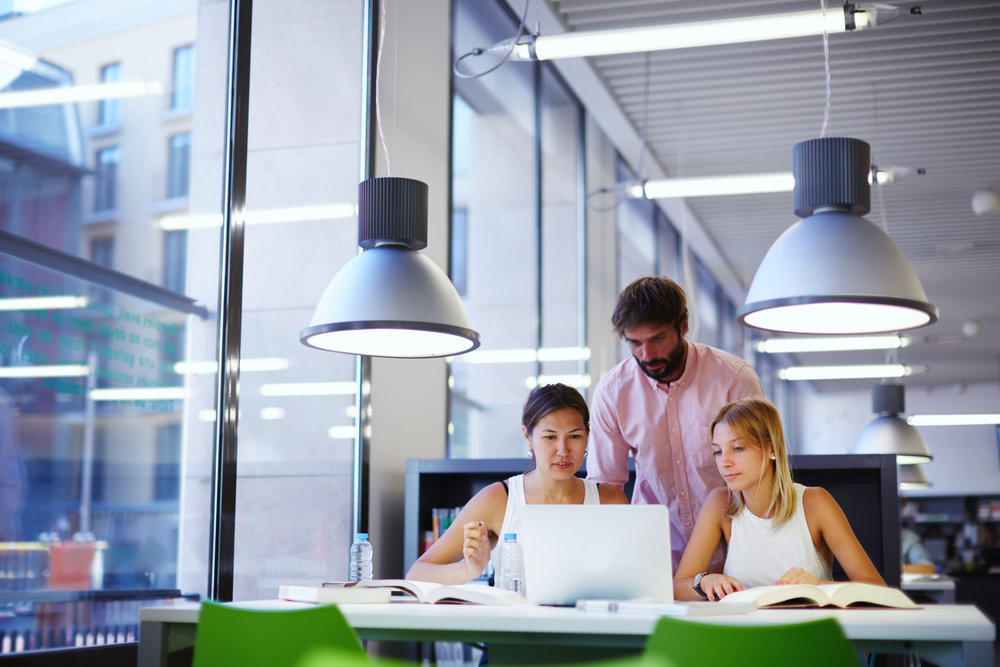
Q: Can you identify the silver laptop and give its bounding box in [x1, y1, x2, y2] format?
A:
[520, 504, 673, 605]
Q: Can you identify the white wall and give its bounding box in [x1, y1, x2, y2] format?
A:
[797, 382, 1000, 496]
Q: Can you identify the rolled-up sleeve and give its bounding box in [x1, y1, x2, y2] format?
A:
[587, 381, 633, 490]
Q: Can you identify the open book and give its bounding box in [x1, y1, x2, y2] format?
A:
[719, 583, 918, 609]
[284, 580, 526, 606]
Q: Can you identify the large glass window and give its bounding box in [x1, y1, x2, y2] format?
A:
[449, 0, 585, 459]
[225, 0, 362, 601]
[99, 62, 121, 126]
[0, 1, 218, 655]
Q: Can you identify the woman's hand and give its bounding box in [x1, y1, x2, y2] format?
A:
[776, 567, 818, 586]
[700, 573, 744, 601]
[462, 521, 491, 579]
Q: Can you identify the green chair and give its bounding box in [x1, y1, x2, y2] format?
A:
[191, 601, 367, 667]
[644, 616, 860, 667]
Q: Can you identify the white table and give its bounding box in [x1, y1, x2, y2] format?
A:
[138, 599, 995, 667]
[903, 578, 958, 604]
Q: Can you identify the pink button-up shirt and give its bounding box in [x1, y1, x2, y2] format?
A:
[588, 340, 764, 571]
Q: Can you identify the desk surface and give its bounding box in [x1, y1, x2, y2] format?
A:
[140, 599, 995, 643]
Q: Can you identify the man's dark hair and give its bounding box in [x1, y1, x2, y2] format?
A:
[611, 276, 688, 338]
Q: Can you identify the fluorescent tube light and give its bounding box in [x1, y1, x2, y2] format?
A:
[641, 173, 794, 199]
[260, 407, 285, 420]
[0, 296, 88, 311]
[172, 358, 289, 374]
[329, 426, 357, 439]
[459, 347, 590, 364]
[90, 387, 186, 401]
[199, 410, 217, 422]
[778, 364, 920, 381]
[525, 374, 592, 389]
[0, 81, 163, 109]
[160, 204, 355, 230]
[259, 382, 357, 397]
[756, 335, 909, 354]
[0, 364, 89, 378]
[907, 414, 1000, 426]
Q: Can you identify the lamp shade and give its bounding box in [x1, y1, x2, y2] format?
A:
[899, 464, 931, 490]
[300, 178, 481, 358]
[854, 385, 932, 464]
[738, 138, 938, 334]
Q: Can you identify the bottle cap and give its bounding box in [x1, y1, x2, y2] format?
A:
[503, 533, 516, 540]
[355, 533, 369, 540]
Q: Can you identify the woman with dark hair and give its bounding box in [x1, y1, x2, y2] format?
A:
[406, 383, 628, 585]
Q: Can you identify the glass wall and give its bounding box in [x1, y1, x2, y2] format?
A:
[226, 0, 362, 601]
[0, 0, 215, 652]
[449, 0, 585, 460]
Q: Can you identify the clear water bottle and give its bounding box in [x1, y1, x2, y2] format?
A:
[496, 533, 524, 596]
[349, 533, 373, 583]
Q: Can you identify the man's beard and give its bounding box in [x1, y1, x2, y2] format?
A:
[634, 337, 686, 382]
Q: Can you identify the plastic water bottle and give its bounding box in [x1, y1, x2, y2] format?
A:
[349, 533, 373, 583]
[496, 533, 524, 596]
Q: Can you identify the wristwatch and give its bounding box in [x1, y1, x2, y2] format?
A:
[692, 571, 709, 598]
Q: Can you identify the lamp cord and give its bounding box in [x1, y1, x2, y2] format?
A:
[375, 0, 391, 175]
[453, 1, 531, 80]
[872, 83, 890, 234]
[819, 0, 831, 137]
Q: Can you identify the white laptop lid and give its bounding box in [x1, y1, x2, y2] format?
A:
[520, 504, 673, 605]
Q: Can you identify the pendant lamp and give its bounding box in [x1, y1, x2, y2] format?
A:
[737, 137, 938, 334]
[300, 177, 481, 358]
[855, 384, 932, 465]
[898, 464, 931, 490]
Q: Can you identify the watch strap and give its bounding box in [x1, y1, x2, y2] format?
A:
[692, 571, 709, 598]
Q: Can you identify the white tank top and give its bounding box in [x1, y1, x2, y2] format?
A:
[490, 474, 601, 573]
[723, 483, 832, 589]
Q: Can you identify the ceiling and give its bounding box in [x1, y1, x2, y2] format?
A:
[547, 0, 1000, 392]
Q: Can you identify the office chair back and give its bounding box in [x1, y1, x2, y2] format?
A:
[644, 616, 859, 667]
[191, 602, 366, 667]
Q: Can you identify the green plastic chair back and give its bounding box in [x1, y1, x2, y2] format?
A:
[644, 616, 860, 667]
[192, 602, 367, 667]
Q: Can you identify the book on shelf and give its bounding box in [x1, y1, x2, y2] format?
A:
[719, 583, 918, 609]
[321, 579, 527, 606]
[576, 598, 758, 616]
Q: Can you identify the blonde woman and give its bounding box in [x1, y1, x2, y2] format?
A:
[674, 398, 885, 601]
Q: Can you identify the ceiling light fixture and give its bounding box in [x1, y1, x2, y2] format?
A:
[300, 178, 480, 358]
[459, 347, 591, 364]
[90, 387, 186, 401]
[172, 358, 289, 374]
[0, 81, 163, 109]
[259, 382, 357, 397]
[907, 414, 1000, 426]
[0, 364, 89, 378]
[738, 137, 938, 334]
[0, 295, 88, 311]
[479, 4, 920, 62]
[777, 364, 923, 381]
[160, 204, 355, 230]
[855, 384, 932, 464]
[971, 189, 1000, 216]
[757, 335, 909, 354]
[632, 173, 794, 200]
[525, 374, 592, 389]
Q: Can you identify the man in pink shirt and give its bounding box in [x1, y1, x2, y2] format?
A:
[588, 277, 764, 571]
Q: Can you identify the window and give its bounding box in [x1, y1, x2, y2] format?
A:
[449, 0, 584, 459]
[89, 236, 114, 269]
[172, 45, 195, 109]
[99, 62, 121, 125]
[94, 146, 120, 211]
[167, 133, 191, 198]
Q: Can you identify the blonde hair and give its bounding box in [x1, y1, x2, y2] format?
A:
[709, 398, 796, 527]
